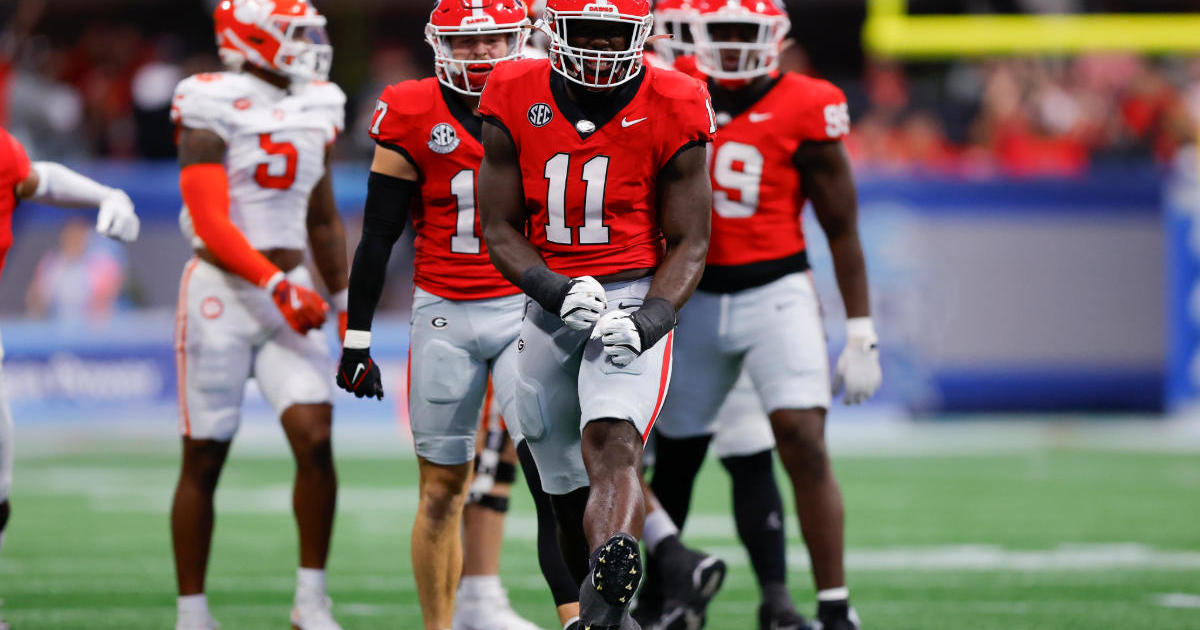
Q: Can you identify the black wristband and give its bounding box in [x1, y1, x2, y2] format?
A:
[519, 266, 572, 315]
[630, 297, 677, 349]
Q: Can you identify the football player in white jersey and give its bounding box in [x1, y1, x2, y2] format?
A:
[167, 2, 348, 629]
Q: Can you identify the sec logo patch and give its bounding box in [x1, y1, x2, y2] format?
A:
[201, 296, 224, 319]
[428, 123, 460, 154]
[528, 103, 553, 127]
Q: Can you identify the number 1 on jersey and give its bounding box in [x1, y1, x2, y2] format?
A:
[450, 169, 481, 254]
[544, 153, 610, 245]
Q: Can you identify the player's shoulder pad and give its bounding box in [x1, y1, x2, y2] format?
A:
[490, 57, 549, 83]
[378, 78, 439, 117]
[649, 65, 709, 103]
[296, 80, 347, 109]
[172, 71, 244, 111]
[780, 72, 846, 106]
[171, 72, 249, 135]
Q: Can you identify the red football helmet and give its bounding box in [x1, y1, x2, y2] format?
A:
[426, 0, 531, 96]
[213, 0, 332, 82]
[691, 0, 789, 81]
[543, 0, 654, 89]
[652, 0, 701, 66]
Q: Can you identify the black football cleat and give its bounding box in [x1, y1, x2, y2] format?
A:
[630, 555, 664, 628]
[580, 533, 643, 630]
[811, 603, 861, 630]
[654, 540, 726, 630]
[758, 600, 811, 630]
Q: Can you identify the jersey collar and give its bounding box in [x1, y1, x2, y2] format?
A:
[550, 67, 647, 140]
[709, 74, 782, 125]
[439, 84, 484, 144]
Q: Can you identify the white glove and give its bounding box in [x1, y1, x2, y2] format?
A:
[560, 276, 607, 331]
[594, 310, 641, 367]
[832, 317, 882, 405]
[96, 190, 139, 242]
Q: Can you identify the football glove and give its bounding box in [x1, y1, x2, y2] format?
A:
[594, 298, 677, 368]
[832, 317, 882, 405]
[266, 271, 328, 335]
[336, 345, 383, 400]
[560, 276, 607, 331]
[95, 190, 140, 242]
[595, 311, 641, 367]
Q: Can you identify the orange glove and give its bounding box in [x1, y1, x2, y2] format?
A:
[267, 272, 328, 335]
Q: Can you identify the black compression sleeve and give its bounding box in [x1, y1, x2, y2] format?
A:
[346, 172, 416, 333]
[519, 265, 572, 315]
[630, 297, 677, 349]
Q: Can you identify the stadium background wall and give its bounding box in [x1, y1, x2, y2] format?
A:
[0, 162, 1172, 415]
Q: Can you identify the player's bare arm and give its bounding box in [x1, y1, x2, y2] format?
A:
[796, 140, 869, 319]
[595, 143, 711, 368]
[306, 149, 349, 297]
[478, 121, 544, 286]
[336, 145, 418, 399]
[646, 143, 711, 311]
[797, 139, 880, 403]
[305, 148, 349, 340]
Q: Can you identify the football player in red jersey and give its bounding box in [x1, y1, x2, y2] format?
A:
[168, 2, 349, 629]
[335, 2, 577, 629]
[636, 2, 805, 629]
[476, 0, 715, 626]
[0, 126, 139, 630]
[650, 1, 882, 629]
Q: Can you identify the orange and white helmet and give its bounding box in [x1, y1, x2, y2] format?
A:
[543, 0, 654, 89]
[426, 0, 531, 96]
[213, 0, 332, 82]
[691, 0, 789, 81]
[651, 0, 701, 66]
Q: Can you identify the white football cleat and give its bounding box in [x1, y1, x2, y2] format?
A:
[290, 596, 343, 630]
[452, 586, 546, 630]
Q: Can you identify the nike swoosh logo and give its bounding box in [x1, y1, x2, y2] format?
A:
[749, 112, 773, 123]
[621, 116, 648, 127]
[352, 363, 365, 384]
[290, 289, 302, 310]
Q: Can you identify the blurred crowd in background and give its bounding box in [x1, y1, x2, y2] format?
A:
[2, 0, 1197, 176]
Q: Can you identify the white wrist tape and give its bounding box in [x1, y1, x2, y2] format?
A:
[31, 162, 117, 208]
[343, 329, 371, 350]
[846, 317, 876, 340]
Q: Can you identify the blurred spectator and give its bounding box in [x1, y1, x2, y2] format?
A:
[26, 218, 127, 324]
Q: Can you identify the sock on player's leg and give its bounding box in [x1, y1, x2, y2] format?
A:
[296, 567, 327, 601]
[642, 507, 679, 555]
[177, 593, 212, 624]
[721, 449, 788, 588]
[458, 574, 502, 598]
[647, 434, 712, 529]
[817, 586, 851, 618]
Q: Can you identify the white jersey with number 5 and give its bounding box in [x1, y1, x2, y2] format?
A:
[170, 71, 345, 251]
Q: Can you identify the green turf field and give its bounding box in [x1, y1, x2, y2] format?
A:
[3, 432, 1200, 629]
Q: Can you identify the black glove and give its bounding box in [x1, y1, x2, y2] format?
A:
[336, 347, 383, 399]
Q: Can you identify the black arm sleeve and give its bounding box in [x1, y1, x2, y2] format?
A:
[346, 172, 416, 332]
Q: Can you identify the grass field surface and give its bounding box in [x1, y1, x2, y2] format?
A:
[2, 422, 1200, 629]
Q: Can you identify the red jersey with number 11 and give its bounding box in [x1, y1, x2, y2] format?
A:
[478, 59, 714, 279]
[0, 127, 32, 280]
